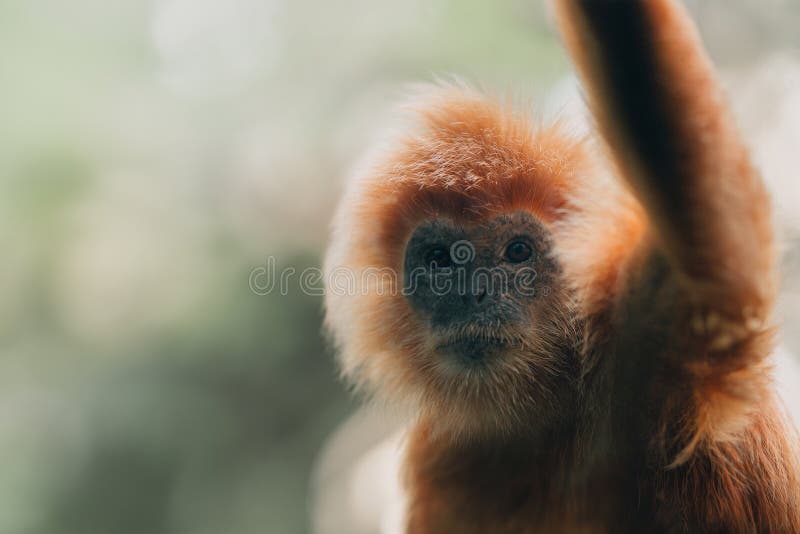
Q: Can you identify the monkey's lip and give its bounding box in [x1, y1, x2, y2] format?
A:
[436, 336, 508, 362]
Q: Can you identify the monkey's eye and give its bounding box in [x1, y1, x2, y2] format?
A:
[425, 246, 452, 269]
[504, 241, 533, 263]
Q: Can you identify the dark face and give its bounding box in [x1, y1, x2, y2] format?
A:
[403, 211, 558, 366]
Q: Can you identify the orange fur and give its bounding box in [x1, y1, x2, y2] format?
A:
[325, 87, 614, 437]
[324, 1, 800, 531]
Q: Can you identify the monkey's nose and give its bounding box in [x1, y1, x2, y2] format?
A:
[462, 286, 490, 308]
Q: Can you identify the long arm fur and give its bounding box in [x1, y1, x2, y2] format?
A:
[553, 2, 800, 528]
[556, 0, 800, 532]
[554, 0, 775, 319]
[555, 0, 785, 450]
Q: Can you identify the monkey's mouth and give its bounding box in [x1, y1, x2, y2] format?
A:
[436, 335, 509, 363]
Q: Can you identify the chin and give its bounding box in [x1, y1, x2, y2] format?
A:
[435, 335, 512, 368]
[411, 336, 575, 440]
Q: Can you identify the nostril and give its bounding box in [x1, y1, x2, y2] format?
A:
[476, 287, 487, 304]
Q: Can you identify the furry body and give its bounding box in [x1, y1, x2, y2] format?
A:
[324, 1, 800, 531]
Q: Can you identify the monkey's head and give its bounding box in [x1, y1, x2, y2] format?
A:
[325, 88, 631, 438]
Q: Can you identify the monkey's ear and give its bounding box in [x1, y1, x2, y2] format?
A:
[553, 0, 775, 316]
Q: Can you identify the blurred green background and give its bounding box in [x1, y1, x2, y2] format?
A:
[1, 1, 799, 533]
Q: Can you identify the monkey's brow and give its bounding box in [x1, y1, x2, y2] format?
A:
[415, 210, 541, 231]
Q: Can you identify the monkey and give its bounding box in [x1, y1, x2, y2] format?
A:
[322, 0, 800, 531]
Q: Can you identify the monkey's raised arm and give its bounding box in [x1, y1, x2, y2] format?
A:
[554, 0, 789, 470]
[555, 0, 775, 321]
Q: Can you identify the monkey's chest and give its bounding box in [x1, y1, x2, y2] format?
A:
[403, 439, 654, 534]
